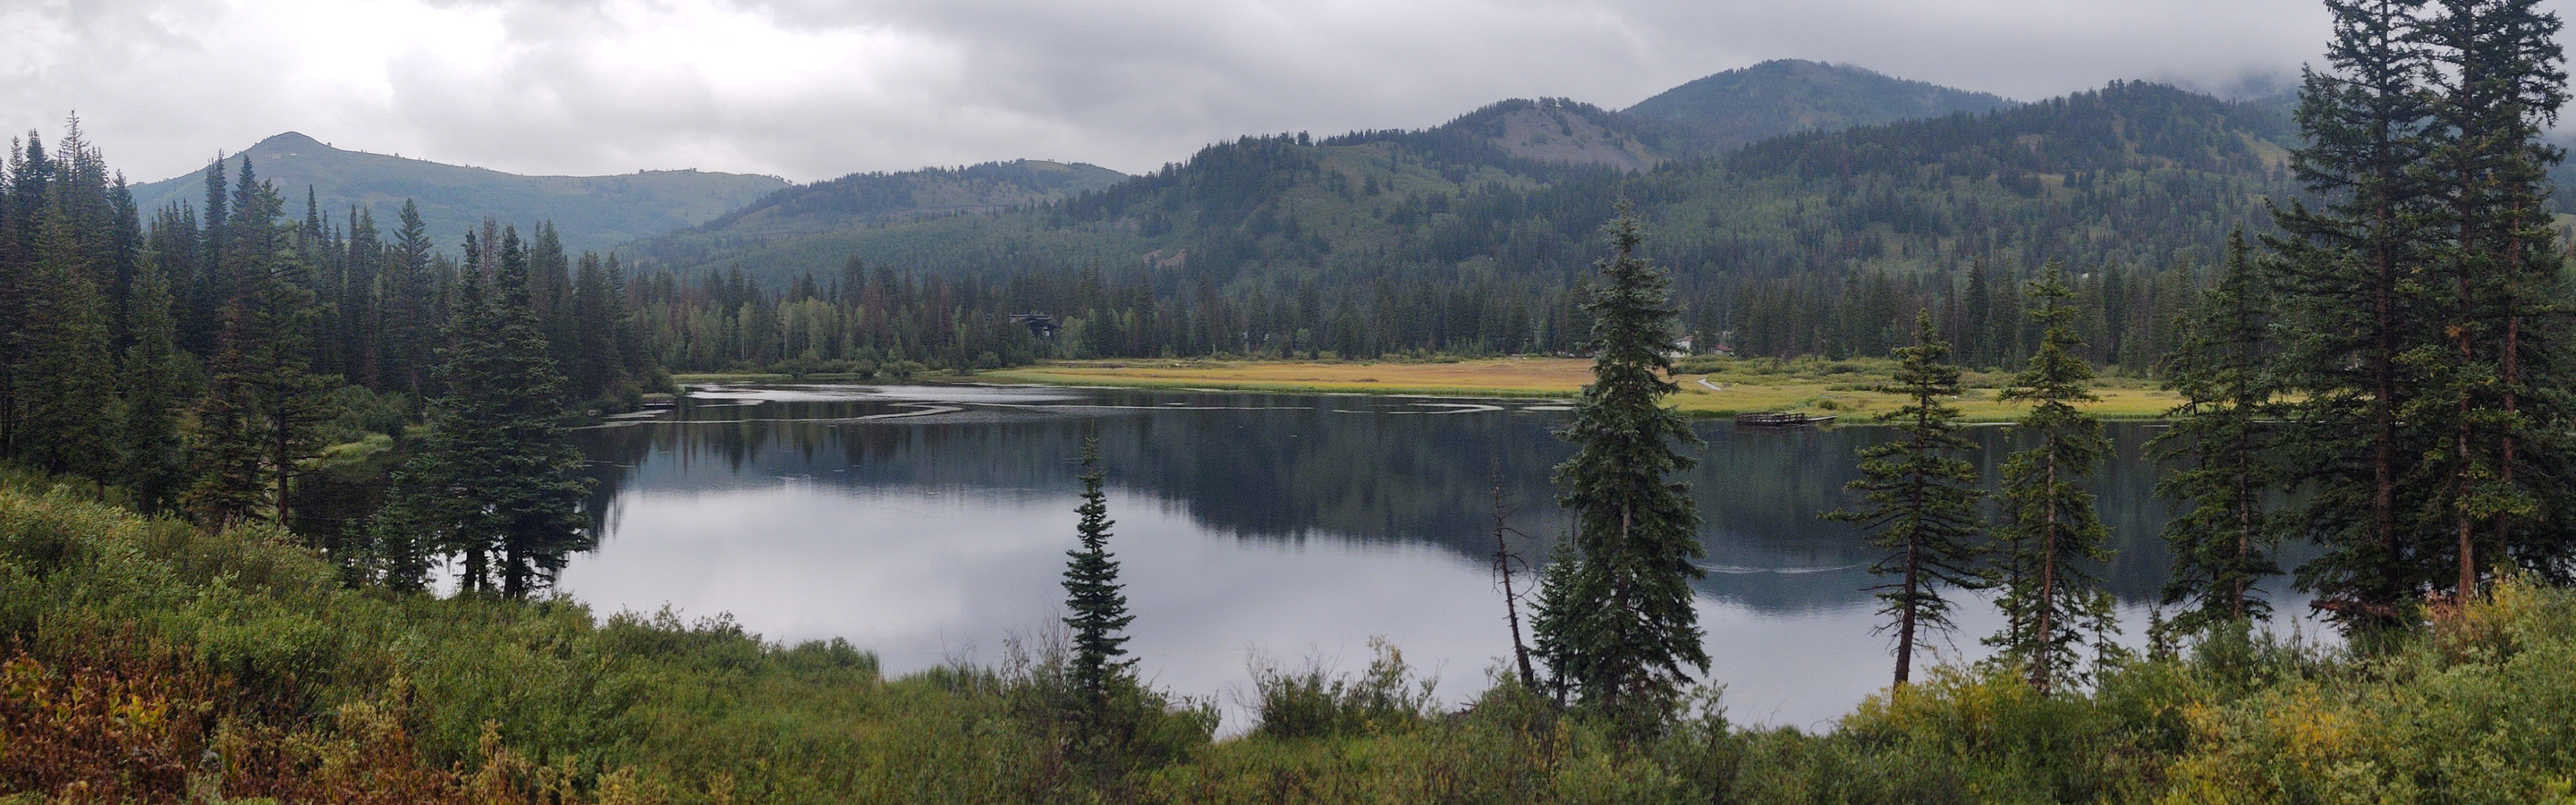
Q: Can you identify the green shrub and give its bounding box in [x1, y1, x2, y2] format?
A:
[1250, 638, 1437, 740]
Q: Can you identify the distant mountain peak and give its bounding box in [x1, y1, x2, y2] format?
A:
[1624, 60, 2017, 151]
[1434, 98, 1670, 172]
[252, 131, 327, 151]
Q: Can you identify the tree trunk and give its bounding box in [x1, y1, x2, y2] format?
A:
[2032, 434, 2058, 698]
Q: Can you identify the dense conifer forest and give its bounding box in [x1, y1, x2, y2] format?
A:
[614, 81, 2311, 372]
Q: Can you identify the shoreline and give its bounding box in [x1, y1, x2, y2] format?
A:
[678, 357, 2182, 423]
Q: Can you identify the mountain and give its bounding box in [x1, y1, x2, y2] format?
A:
[127, 132, 792, 256]
[1428, 97, 1705, 170]
[630, 158, 1126, 270]
[627, 80, 2295, 295]
[1625, 59, 2021, 150]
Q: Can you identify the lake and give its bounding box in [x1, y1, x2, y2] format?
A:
[560, 382, 2316, 731]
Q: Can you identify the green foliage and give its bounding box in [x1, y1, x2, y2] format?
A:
[1826, 312, 1987, 690]
[1532, 208, 1707, 720]
[182, 159, 333, 531]
[17, 206, 122, 480]
[2408, 0, 2576, 599]
[600, 80, 2297, 371]
[2270, 0, 2449, 630]
[119, 249, 187, 514]
[399, 229, 593, 599]
[1062, 435, 1134, 699]
[1989, 263, 2118, 697]
[2152, 233, 2290, 633]
[1248, 638, 1438, 741]
[634, 159, 1125, 264]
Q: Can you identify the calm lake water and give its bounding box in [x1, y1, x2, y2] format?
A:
[559, 382, 2316, 730]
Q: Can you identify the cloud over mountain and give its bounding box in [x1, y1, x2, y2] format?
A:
[4, 0, 2346, 183]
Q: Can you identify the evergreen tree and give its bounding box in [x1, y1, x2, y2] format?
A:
[182, 394, 267, 530]
[17, 207, 121, 479]
[1530, 207, 1707, 717]
[2270, 0, 2444, 630]
[119, 246, 186, 513]
[569, 252, 631, 405]
[1988, 263, 2117, 697]
[183, 163, 332, 530]
[1826, 312, 1986, 691]
[1962, 261, 1997, 367]
[1061, 435, 1134, 699]
[411, 231, 592, 598]
[2152, 233, 2289, 632]
[186, 155, 228, 354]
[2412, 0, 2575, 598]
[0, 133, 52, 454]
[380, 200, 436, 395]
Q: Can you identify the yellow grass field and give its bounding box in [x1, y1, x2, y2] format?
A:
[983, 356, 2181, 422]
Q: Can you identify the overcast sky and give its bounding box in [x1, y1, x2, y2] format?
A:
[8, 0, 2552, 185]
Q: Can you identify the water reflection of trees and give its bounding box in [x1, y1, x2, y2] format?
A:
[572, 388, 2196, 614]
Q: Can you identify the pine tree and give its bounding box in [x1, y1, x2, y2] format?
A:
[2153, 233, 2290, 633]
[0, 133, 53, 455]
[119, 246, 186, 513]
[1988, 263, 2117, 697]
[182, 391, 268, 530]
[380, 200, 436, 395]
[411, 229, 591, 598]
[1826, 312, 1986, 691]
[1061, 435, 1134, 699]
[569, 252, 631, 405]
[186, 155, 227, 354]
[2412, 0, 2575, 599]
[2153, 231, 2297, 629]
[1962, 260, 1997, 367]
[17, 206, 121, 480]
[2271, 0, 2444, 630]
[1530, 206, 1707, 717]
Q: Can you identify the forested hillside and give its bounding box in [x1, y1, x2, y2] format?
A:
[627, 158, 1126, 268]
[1624, 58, 2021, 149]
[625, 80, 2301, 371]
[126, 132, 790, 256]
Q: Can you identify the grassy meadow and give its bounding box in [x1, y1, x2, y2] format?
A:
[983, 355, 2182, 422]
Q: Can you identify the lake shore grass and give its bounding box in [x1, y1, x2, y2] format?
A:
[982, 356, 2182, 422]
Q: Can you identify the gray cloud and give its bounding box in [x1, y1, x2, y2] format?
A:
[4, 0, 2555, 185]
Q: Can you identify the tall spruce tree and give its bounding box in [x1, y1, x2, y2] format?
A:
[1988, 263, 2117, 697]
[17, 207, 121, 479]
[2152, 233, 2290, 632]
[379, 200, 436, 395]
[0, 133, 51, 455]
[2271, 0, 2444, 630]
[2413, 0, 2575, 598]
[119, 247, 185, 513]
[1826, 312, 1986, 691]
[215, 166, 332, 525]
[410, 227, 591, 598]
[1530, 206, 1707, 716]
[1061, 435, 1134, 699]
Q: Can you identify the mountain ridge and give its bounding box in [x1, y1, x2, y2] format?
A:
[126, 133, 793, 256]
[623, 79, 2293, 293]
[1625, 59, 2021, 150]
